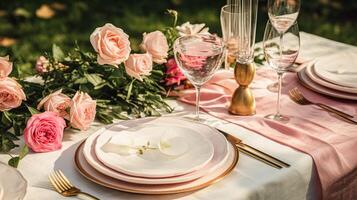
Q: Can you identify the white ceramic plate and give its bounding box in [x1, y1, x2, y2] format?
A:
[75, 138, 238, 194]
[0, 162, 27, 200]
[304, 64, 357, 94]
[298, 68, 357, 100]
[94, 118, 215, 178]
[314, 52, 357, 88]
[83, 117, 229, 184]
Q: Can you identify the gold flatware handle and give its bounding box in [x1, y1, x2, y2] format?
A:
[316, 103, 357, 124]
[218, 129, 287, 169]
[236, 146, 282, 169]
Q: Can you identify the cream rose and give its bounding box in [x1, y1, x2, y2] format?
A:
[140, 31, 169, 64]
[0, 55, 13, 79]
[37, 89, 71, 118]
[124, 53, 153, 81]
[90, 23, 131, 67]
[0, 77, 26, 111]
[70, 91, 96, 131]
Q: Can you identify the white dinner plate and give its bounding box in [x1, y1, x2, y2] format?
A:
[314, 52, 357, 88]
[0, 162, 27, 200]
[298, 68, 357, 100]
[304, 64, 357, 94]
[75, 138, 238, 194]
[94, 118, 215, 178]
[83, 117, 229, 184]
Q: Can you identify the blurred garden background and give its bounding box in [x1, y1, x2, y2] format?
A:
[0, 0, 356, 77]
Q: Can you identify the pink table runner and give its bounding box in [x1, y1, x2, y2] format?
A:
[179, 69, 357, 200]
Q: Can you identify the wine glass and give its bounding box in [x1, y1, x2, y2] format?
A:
[173, 34, 224, 120]
[263, 20, 300, 122]
[267, 0, 300, 92]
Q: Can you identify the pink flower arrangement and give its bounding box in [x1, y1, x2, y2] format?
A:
[70, 91, 96, 131]
[0, 55, 13, 79]
[165, 58, 187, 86]
[180, 54, 206, 69]
[90, 23, 131, 67]
[37, 89, 71, 118]
[124, 53, 153, 81]
[24, 111, 66, 153]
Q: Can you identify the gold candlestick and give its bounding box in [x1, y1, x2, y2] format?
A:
[229, 62, 256, 115]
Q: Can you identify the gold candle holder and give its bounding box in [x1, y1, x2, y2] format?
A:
[229, 62, 256, 115]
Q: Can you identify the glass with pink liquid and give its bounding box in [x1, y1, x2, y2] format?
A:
[173, 34, 224, 120]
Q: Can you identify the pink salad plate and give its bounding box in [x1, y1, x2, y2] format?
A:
[75, 138, 238, 194]
[82, 117, 230, 185]
[298, 68, 357, 100]
[304, 64, 357, 94]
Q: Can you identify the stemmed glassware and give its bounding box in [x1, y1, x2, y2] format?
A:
[266, 0, 300, 92]
[263, 20, 300, 122]
[173, 34, 224, 120]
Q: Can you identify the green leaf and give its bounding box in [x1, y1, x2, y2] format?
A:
[126, 79, 135, 101]
[1, 111, 12, 125]
[84, 73, 104, 86]
[26, 106, 40, 115]
[8, 157, 20, 168]
[19, 145, 29, 159]
[52, 44, 65, 61]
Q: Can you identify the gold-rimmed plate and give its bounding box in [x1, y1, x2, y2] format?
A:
[74, 140, 238, 195]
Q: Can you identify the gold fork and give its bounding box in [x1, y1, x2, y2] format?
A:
[49, 170, 100, 200]
[288, 87, 357, 124]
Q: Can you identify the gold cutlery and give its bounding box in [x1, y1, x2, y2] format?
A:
[217, 129, 290, 169]
[289, 87, 357, 124]
[49, 170, 100, 200]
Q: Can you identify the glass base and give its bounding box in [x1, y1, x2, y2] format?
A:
[265, 114, 290, 123]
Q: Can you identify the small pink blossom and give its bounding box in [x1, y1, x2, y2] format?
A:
[0, 55, 13, 79]
[165, 58, 186, 86]
[35, 56, 50, 73]
[24, 111, 66, 153]
[179, 54, 206, 69]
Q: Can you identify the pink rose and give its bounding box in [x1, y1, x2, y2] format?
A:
[165, 58, 186, 86]
[140, 31, 169, 64]
[70, 91, 96, 131]
[90, 23, 131, 67]
[35, 56, 50, 73]
[37, 89, 71, 118]
[124, 53, 153, 81]
[24, 111, 66, 153]
[0, 77, 26, 111]
[0, 55, 13, 79]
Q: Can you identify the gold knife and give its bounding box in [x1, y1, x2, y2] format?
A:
[217, 129, 290, 169]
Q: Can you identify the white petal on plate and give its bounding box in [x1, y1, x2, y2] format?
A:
[101, 143, 136, 156]
[158, 137, 189, 157]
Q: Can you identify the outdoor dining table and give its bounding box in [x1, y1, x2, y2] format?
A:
[1, 32, 356, 200]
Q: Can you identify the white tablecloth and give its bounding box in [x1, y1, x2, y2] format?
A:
[1, 32, 356, 200]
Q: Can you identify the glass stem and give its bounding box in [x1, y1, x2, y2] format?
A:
[279, 33, 283, 59]
[195, 86, 201, 120]
[276, 72, 283, 116]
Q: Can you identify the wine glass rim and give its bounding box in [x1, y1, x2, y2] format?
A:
[221, 4, 241, 14]
[173, 34, 224, 51]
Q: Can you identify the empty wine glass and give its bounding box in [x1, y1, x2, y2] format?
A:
[173, 34, 224, 120]
[263, 20, 300, 122]
[267, 0, 300, 92]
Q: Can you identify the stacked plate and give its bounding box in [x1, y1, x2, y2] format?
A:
[75, 117, 238, 194]
[297, 52, 357, 100]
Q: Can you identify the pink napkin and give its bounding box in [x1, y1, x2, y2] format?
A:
[179, 69, 357, 200]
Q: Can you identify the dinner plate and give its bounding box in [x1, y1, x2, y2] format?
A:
[314, 52, 357, 88]
[83, 117, 229, 184]
[94, 120, 215, 178]
[298, 68, 357, 100]
[304, 64, 357, 94]
[0, 162, 27, 200]
[75, 139, 238, 194]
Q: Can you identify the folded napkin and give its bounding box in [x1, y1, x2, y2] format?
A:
[179, 69, 357, 200]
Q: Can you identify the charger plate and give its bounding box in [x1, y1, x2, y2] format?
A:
[75, 140, 238, 194]
[83, 118, 229, 184]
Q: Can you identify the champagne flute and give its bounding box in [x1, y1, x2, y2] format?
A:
[267, 0, 300, 92]
[173, 34, 224, 120]
[263, 20, 300, 122]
